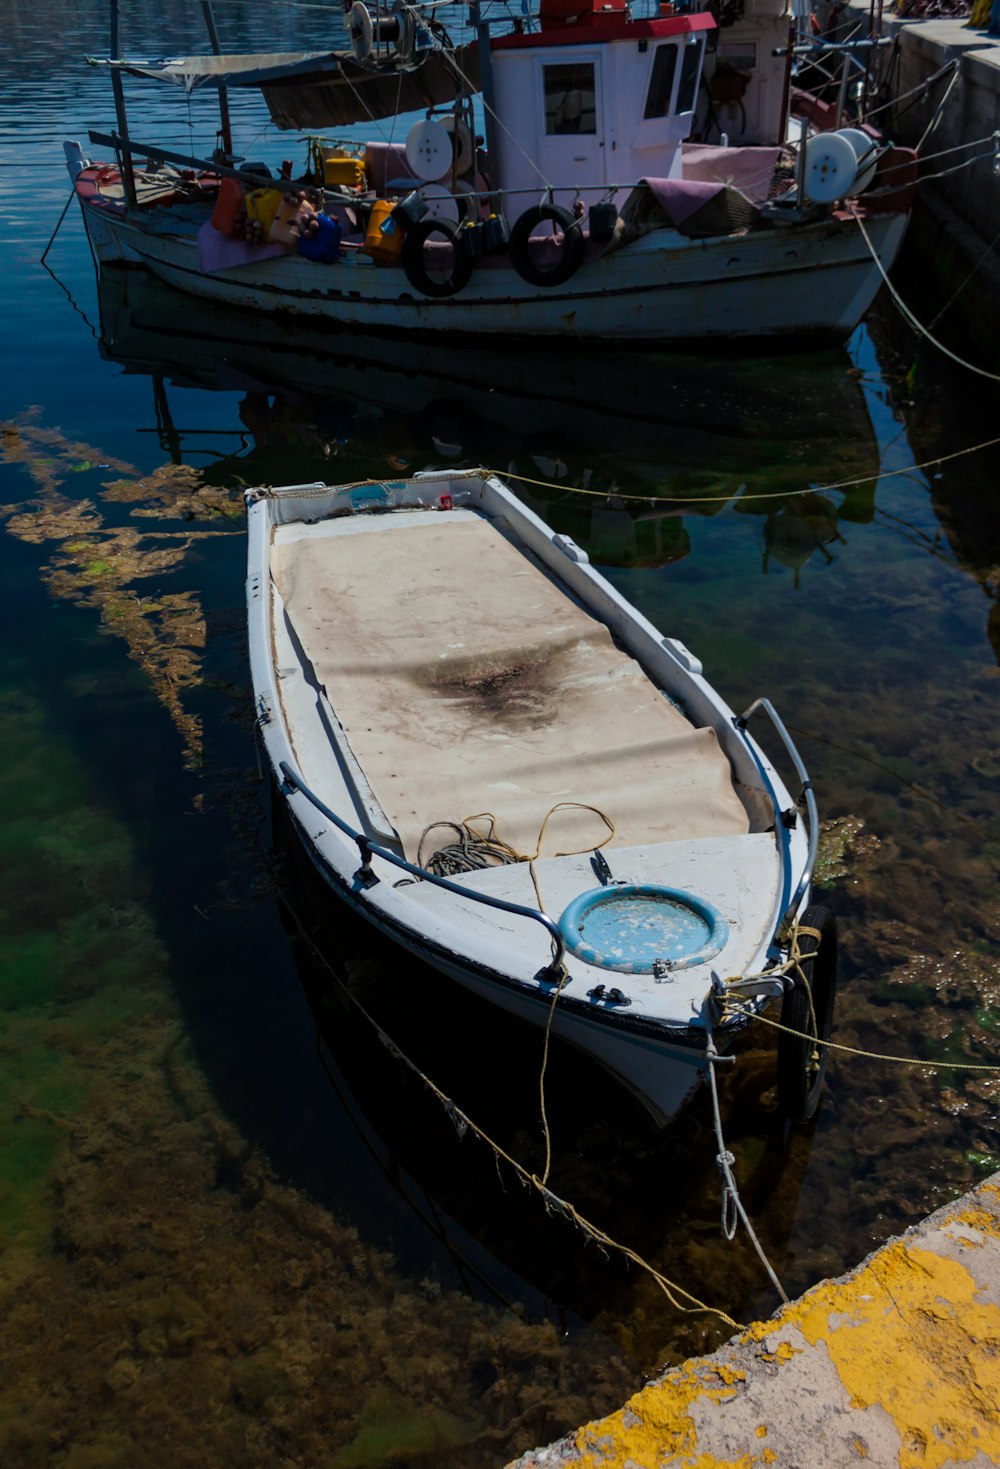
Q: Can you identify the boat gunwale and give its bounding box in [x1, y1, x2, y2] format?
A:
[247, 472, 812, 1032]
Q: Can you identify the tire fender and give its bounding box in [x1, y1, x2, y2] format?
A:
[508, 203, 585, 288]
[401, 217, 475, 299]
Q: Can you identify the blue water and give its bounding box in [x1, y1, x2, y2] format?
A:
[2, 3, 999, 1465]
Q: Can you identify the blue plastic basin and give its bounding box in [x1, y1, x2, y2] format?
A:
[557, 884, 729, 975]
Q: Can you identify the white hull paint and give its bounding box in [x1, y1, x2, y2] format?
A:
[80, 198, 906, 345]
[247, 473, 818, 1126]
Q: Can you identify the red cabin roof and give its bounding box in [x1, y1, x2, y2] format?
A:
[492, 10, 715, 50]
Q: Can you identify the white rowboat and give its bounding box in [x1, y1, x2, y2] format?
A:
[247, 470, 837, 1126]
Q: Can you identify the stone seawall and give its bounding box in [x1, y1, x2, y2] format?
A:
[849, 9, 1000, 369]
[506, 1171, 1000, 1468]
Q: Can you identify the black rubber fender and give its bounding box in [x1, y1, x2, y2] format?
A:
[401, 217, 475, 298]
[777, 905, 838, 1122]
[508, 203, 585, 288]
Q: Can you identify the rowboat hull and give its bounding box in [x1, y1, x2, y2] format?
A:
[247, 471, 823, 1126]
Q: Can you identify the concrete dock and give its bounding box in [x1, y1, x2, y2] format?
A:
[843, 6, 1000, 368]
[507, 1172, 1000, 1468]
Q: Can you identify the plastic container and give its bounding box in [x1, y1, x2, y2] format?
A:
[459, 219, 485, 260]
[393, 190, 428, 230]
[588, 200, 618, 243]
[323, 152, 367, 190]
[482, 212, 510, 255]
[298, 213, 343, 264]
[363, 199, 405, 262]
[270, 195, 312, 246]
[244, 188, 284, 240]
[211, 176, 245, 237]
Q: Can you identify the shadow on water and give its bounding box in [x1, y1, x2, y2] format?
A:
[268, 781, 823, 1356]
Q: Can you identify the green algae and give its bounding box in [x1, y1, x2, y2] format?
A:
[333, 1389, 475, 1467]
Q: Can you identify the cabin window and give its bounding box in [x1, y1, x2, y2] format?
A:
[676, 37, 704, 114]
[543, 64, 597, 135]
[643, 45, 679, 119]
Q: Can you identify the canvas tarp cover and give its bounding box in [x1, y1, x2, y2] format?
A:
[271, 515, 749, 862]
[102, 48, 478, 128]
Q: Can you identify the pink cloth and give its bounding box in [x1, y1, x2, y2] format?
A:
[640, 178, 727, 228]
[197, 220, 288, 273]
[681, 144, 782, 204]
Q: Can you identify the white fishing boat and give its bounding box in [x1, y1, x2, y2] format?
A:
[247, 469, 838, 1126]
[64, 0, 918, 347]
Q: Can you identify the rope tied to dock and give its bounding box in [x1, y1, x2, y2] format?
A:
[705, 1031, 790, 1302]
[276, 882, 745, 1330]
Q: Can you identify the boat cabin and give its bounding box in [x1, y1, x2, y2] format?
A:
[490, 0, 716, 205]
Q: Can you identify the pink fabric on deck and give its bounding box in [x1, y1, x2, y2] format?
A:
[364, 142, 422, 192]
[681, 144, 782, 204]
[197, 221, 288, 273]
[639, 178, 726, 228]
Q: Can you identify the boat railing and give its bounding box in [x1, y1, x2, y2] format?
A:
[278, 760, 567, 977]
[734, 697, 818, 921]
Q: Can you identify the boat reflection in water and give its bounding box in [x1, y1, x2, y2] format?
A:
[95, 263, 880, 580]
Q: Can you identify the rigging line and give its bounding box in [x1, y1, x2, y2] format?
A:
[440, 47, 555, 192]
[888, 129, 1000, 169]
[913, 64, 960, 154]
[40, 181, 78, 266]
[856, 214, 1000, 384]
[494, 432, 1000, 506]
[338, 65, 395, 144]
[919, 150, 1000, 184]
[860, 58, 957, 124]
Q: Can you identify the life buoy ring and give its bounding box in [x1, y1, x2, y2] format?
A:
[777, 905, 838, 1122]
[509, 203, 585, 287]
[401, 217, 475, 298]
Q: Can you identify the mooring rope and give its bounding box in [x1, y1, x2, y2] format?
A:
[725, 1003, 1000, 1072]
[705, 1031, 790, 1303]
[856, 214, 1000, 384]
[277, 886, 744, 1329]
[491, 428, 1000, 507]
[419, 802, 616, 1185]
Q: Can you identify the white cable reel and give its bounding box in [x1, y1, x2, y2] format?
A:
[801, 131, 858, 204]
[405, 119, 454, 181]
[348, 1, 374, 61]
[835, 127, 880, 195]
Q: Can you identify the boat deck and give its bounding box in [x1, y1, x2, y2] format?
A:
[269, 506, 749, 865]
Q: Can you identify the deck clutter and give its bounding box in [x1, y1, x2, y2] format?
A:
[67, 0, 920, 344]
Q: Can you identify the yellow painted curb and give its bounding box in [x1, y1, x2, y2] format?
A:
[510, 1176, 1000, 1469]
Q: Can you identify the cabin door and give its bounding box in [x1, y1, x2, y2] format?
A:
[537, 51, 607, 200]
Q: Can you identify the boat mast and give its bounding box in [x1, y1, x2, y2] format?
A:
[109, 0, 137, 205]
[467, 0, 501, 195]
[200, 0, 235, 160]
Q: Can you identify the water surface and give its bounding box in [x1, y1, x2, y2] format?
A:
[2, 4, 999, 1465]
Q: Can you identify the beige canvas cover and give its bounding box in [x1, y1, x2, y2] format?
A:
[271, 515, 749, 862]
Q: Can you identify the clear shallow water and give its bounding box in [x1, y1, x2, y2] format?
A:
[2, 3, 999, 1465]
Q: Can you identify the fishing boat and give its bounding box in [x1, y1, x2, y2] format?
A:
[65, 0, 918, 347]
[247, 468, 838, 1127]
